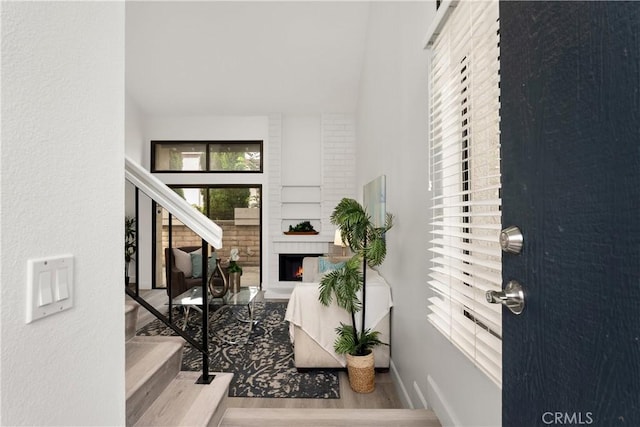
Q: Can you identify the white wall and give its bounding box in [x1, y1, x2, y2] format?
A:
[125, 95, 145, 218]
[125, 93, 146, 164]
[125, 94, 146, 282]
[1, 2, 125, 425]
[355, 2, 501, 426]
[281, 114, 321, 186]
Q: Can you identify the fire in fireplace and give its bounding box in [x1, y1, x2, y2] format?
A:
[279, 253, 322, 281]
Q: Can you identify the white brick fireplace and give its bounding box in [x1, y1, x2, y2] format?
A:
[266, 113, 356, 297]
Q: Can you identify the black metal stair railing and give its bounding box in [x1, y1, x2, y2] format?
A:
[126, 185, 214, 385]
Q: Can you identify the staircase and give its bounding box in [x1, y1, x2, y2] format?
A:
[125, 300, 440, 427]
[125, 155, 230, 425]
[125, 301, 232, 427]
[217, 408, 440, 427]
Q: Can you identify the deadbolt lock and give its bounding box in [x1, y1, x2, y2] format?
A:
[500, 226, 523, 254]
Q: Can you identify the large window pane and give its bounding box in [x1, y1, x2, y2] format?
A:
[205, 187, 261, 287]
[154, 143, 206, 171]
[206, 187, 260, 220]
[156, 186, 261, 288]
[209, 142, 261, 172]
[174, 187, 204, 211]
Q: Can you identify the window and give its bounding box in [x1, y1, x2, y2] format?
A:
[427, 0, 502, 386]
[152, 141, 263, 173]
[154, 185, 262, 288]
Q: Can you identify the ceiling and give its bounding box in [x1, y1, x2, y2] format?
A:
[125, 1, 371, 116]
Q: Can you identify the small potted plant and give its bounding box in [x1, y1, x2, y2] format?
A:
[285, 221, 318, 235]
[228, 248, 243, 293]
[319, 198, 393, 393]
[125, 216, 136, 286]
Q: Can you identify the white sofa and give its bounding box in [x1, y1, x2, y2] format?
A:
[284, 256, 392, 369]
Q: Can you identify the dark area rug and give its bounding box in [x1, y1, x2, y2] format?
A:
[136, 301, 340, 399]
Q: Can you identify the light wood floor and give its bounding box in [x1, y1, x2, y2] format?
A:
[218, 408, 441, 427]
[129, 289, 404, 410]
[225, 370, 402, 409]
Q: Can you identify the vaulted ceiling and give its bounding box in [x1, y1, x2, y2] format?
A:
[126, 1, 371, 116]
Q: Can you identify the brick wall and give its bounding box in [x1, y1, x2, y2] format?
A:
[268, 114, 283, 241]
[321, 114, 357, 233]
[162, 220, 260, 266]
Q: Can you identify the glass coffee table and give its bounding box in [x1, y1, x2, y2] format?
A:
[219, 287, 264, 344]
[171, 286, 264, 344]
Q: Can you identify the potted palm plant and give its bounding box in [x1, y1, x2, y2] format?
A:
[125, 216, 136, 286]
[319, 198, 393, 393]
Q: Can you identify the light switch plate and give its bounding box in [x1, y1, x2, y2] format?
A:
[26, 255, 74, 324]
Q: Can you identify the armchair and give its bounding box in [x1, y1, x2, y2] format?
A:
[164, 246, 228, 299]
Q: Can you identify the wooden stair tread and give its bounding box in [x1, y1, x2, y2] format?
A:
[125, 337, 184, 399]
[218, 408, 441, 427]
[125, 301, 139, 314]
[135, 371, 233, 427]
[125, 337, 185, 426]
[125, 302, 140, 341]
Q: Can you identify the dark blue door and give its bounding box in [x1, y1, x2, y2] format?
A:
[500, 2, 640, 426]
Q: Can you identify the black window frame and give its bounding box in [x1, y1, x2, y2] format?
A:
[151, 140, 264, 173]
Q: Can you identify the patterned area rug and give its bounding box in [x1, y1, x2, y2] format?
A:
[136, 301, 340, 399]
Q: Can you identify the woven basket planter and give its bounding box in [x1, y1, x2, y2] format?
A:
[346, 352, 375, 393]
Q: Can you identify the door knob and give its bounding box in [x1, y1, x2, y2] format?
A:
[486, 280, 525, 315]
[500, 226, 523, 254]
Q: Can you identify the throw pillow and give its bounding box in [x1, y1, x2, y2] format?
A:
[172, 248, 195, 278]
[190, 252, 203, 279]
[318, 256, 345, 273]
[190, 252, 218, 279]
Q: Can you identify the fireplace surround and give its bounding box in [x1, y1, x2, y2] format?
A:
[279, 253, 322, 282]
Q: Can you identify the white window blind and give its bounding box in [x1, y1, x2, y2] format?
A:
[427, 0, 502, 386]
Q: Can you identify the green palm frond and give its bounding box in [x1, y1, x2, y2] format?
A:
[334, 324, 387, 356]
[356, 328, 387, 354]
[319, 259, 363, 313]
[365, 212, 394, 266]
[330, 198, 370, 252]
[334, 323, 359, 355]
[334, 265, 362, 314]
[318, 268, 341, 306]
[364, 235, 387, 267]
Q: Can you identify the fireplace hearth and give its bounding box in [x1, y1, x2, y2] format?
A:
[279, 253, 322, 281]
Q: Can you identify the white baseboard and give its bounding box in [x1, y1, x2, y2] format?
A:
[389, 359, 414, 409]
[427, 375, 460, 427]
[413, 381, 428, 409]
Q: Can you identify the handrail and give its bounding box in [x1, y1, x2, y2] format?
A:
[125, 159, 221, 385]
[125, 156, 222, 249]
